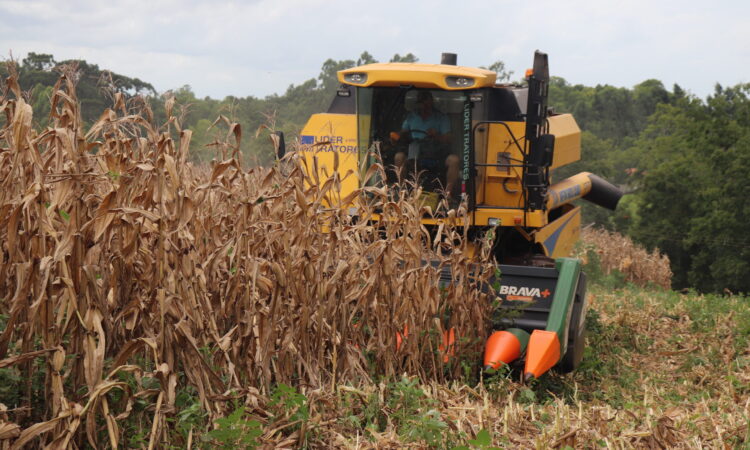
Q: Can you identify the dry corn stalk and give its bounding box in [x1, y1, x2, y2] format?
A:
[0, 64, 493, 447]
[579, 226, 672, 288]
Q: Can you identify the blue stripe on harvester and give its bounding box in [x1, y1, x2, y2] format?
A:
[300, 135, 314, 145]
[543, 214, 575, 255]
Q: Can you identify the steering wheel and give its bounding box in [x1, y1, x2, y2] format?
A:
[404, 128, 432, 142]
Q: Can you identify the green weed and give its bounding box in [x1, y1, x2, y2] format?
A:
[203, 404, 262, 449]
[270, 383, 309, 425]
[459, 428, 502, 449]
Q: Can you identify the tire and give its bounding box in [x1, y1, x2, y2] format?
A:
[559, 272, 587, 373]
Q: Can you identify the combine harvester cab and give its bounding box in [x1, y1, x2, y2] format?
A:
[300, 51, 622, 379]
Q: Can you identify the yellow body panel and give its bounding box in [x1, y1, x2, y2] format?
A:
[299, 113, 359, 207]
[475, 121, 527, 208]
[371, 208, 545, 228]
[338, 63, 497, 90]
[472, 208, 547, 228]
[547, 114, 581, 169]
[533, 205, 581, 258]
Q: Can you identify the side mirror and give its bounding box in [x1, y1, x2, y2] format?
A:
[538, 134, 555, 167]
[271, 131, 285, 159]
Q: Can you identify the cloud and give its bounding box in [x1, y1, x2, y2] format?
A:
[1, 0, 748, 99]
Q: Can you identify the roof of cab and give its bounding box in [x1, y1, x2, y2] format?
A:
[338, 63, 497, 90]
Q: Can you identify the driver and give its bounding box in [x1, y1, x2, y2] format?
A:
[390, 90, 450, 145]
[389, 90, 450, 179]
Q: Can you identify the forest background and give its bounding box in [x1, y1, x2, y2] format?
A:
[4, 50, 750, 294]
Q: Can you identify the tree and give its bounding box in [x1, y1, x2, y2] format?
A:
[356, 51, 378, 66]
[632, 79, 671, 130]
[628, 85, 750, 293]
[29, 83, 53, 127]
[484, 60, 513, 83]
[189, 118, 219, 162]
[317, 58, 355, 92]
[390, 53, 418, 63]
[22, 52, 56, 71]
[7, 54, 158, 124]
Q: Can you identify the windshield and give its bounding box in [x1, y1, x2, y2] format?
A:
[357, 87, 471, 210]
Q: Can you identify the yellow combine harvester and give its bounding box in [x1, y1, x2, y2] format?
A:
[296, 51, 622, 379]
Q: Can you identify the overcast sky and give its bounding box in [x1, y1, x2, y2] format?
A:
[1, 0, 748, 100]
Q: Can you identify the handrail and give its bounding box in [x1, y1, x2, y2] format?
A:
[470, 120, 530, 221]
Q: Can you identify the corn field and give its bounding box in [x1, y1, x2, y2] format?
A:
[577, 226, 672, 289]
[0, 66, 494, 447]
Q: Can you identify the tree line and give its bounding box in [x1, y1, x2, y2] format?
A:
[547, 77, 750, 294]
[3, 52, 749, 294]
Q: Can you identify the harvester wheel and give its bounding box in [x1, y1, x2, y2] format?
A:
[559, 272, 587, 372]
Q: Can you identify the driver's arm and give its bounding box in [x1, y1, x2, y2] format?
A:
[390, 116, 413, 143]
[428, 114, 451, 144]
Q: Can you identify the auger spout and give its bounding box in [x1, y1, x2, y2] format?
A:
[547, 172, 623, 211]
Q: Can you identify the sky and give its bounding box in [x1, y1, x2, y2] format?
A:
[1, 0, 748, 100]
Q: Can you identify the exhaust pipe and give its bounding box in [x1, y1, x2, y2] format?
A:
[441, 53, 457, 65]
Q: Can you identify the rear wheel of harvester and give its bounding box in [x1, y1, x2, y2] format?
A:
[559, 272, 587, 372]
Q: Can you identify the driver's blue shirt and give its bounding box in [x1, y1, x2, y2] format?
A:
[402, 111, 450, 139]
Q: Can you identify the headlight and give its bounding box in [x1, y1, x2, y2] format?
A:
[446, 76, 475, 88]
[344, 73, 367, 84]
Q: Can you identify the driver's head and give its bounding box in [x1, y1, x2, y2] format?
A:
[416, 91, 434, 111]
